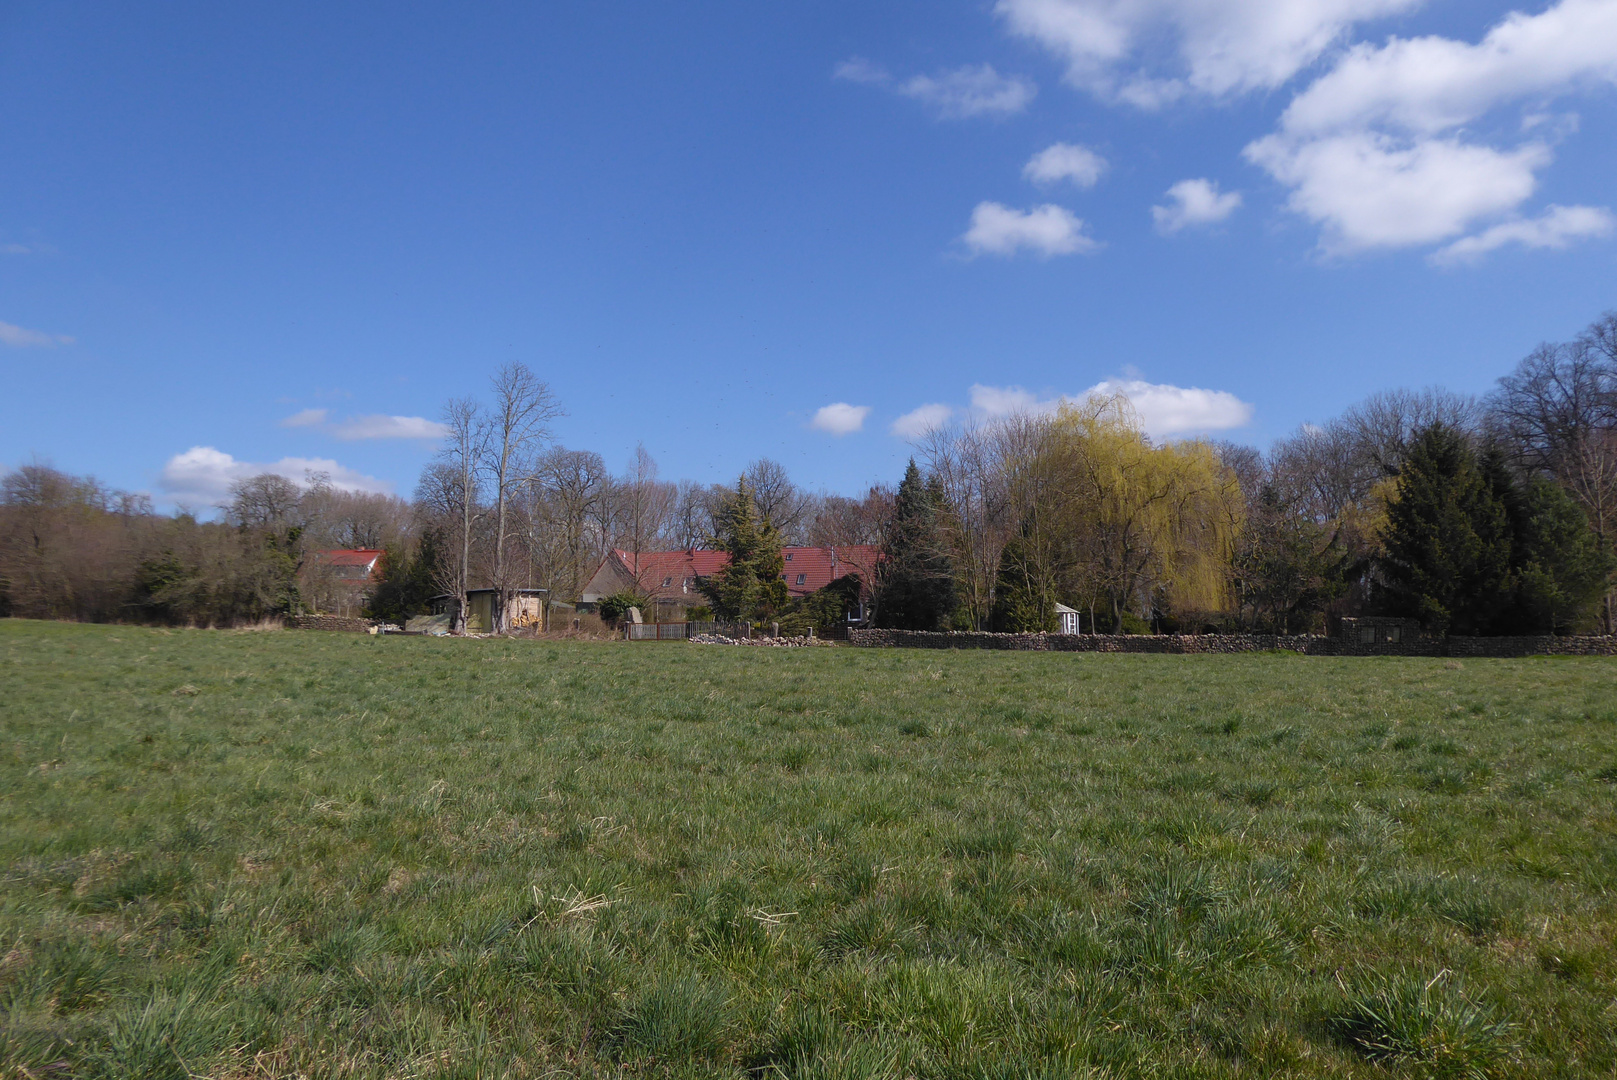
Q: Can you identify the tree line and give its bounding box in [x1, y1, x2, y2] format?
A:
[873, 312, 1617, 637]
[4, 315, 1615, 636]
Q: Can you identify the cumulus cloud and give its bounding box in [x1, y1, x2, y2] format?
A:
[995, 0, 1419, 104]
[1246, 132, 1550, 253]
[1432, 204, 1616, 265]
[1244, 0, 1617, 256]
[280, 408, 329, 428]
[0, 319, 74, 347]
[891, 404, 955, 439]
[968, 379, 1252, 437]
[963, 202, 1098, 258]
[159, 446, 391, 508]
[1087, 378, 1254, 434]
[1023, 142, 1108, 188]
[992, 0, 1614, 261]
[835, 58, 1035, 118]
[809, 403, 871, 436]
[1152, 179, 1242, 233]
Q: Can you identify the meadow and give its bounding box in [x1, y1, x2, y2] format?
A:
[1, 620, 1615, 1079]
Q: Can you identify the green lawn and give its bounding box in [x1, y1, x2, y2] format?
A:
[2, 620, 1615, 1079]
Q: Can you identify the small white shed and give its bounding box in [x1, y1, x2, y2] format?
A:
[1056, 603, 1081, 635]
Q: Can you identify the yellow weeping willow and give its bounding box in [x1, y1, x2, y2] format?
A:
[1005, 395, 1243, 628]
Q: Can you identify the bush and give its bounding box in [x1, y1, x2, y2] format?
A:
[597, 591, 646, 623]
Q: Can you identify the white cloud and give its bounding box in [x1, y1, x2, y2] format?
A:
[833, 57, 891, 85]
[962, 202, 1098, 258]
[1276, 0, 1617, 138]
[970, 384, 1056, 417]
[1023, 142, 1108, 188]
[891, 404, 955, 439]
[1244, 0, 1617, 257]
[836, 58, 1035, 118]
[0, 319, 73, 347]
[1152, 179, 1242, 233]
[1087, 378, 1254, 435]
[330, 414, 451, 440]
[277, 409, 447, 439]
[1, 243, 32, 255]
[995, 0, 1419, 103]
[968, 379, 1252, 436]
[159, 446, 391, 507]
[1432, 204, 1616, 265]
[1246, 132, 1549, 252]
[809, 403, 871, 436]
[280, 408, 329, 428]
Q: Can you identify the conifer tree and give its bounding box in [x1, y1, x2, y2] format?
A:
[1379, 424, 1513, 635]
[875, 461, 958, 630]
[989, 528, 1057, 633]
[1509, 478, 1615, 633]
[701, 479, 787, 621]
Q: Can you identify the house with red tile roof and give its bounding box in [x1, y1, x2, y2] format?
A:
[301, 548, 386, 617]
[580, 545, 879, 621]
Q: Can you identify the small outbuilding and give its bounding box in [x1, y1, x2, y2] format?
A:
[431, 588, 549, 633]
[1056, 604, 1081, 635]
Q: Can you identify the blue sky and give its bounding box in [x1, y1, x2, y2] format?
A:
[3, 0, 1615, 509]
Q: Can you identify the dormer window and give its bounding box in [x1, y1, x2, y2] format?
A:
[662, 577, 673, 588]
[784, 553, 793, 561]
[795, 574, 806, 586]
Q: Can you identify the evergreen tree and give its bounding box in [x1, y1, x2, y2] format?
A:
[1510, 479, 1615, 634]
[989, 529, 1057, 632]
[700, 480, 787, 621]
[1379, 424, 1513, 635]
[367, 529, 445, 623]
[875, 461, 958, 630]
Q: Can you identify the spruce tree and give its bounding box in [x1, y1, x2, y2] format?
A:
[701, 479, 787, 622]
[875, 461, 958, 630]
[1511, 478, 1616, 633]
[990, 529, 1056, 632]
[1379, 424, 1513, 635]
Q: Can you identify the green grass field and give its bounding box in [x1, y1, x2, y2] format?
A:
[2, 620, 1615, 1079]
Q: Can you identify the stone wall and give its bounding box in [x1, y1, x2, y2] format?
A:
[286, 614, 375, 633]
[846, 628, 1617, 657]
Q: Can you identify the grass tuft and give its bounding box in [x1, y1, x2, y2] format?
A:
[1334, 973, 1516, 1079]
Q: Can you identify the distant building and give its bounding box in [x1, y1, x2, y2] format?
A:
[431, 588, 549, 633]
[1056, 604, 1081, 635]
[303, 548, 385, 617]
[580, 546, 879, 622]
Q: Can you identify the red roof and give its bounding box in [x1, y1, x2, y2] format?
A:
[612, 545, 878, 600]
[316, 549, 385, 569]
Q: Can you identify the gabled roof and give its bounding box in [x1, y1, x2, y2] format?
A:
[777, 545, 880, 596]
[315, 548, 385, 569]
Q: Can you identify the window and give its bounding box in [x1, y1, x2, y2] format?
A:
[784, 553, 793, 561]
[662, 577, 673, 588]
[1386, 626, 1401, 643]
[795, 574, 806, 586]
[1360, 627, 1376, 644]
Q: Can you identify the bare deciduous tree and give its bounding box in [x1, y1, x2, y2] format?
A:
[485, 363, 563, 630]
[425, 398, 490, 633]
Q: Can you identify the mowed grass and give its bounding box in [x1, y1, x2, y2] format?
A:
[2, 622, 1616, 1079]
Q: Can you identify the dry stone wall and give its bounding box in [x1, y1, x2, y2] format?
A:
[286, 614, 375, 633]
[846, 629, 1617, 657]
